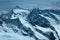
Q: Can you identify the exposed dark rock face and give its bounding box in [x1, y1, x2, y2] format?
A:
[40, 9, 59, 21]
[0, 20, 3, 25]
[49, 32, 56, 40]
[50, 10, 60, 15]
[35, 28, 56, 40]
[27, 8, 60, 40]
[27, 8, 50, 28]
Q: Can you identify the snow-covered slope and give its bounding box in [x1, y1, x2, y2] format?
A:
[0, 7, 60, 40]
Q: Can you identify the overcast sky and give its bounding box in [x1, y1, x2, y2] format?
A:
[0, 0, 60, 10]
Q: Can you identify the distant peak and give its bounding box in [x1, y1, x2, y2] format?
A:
[30, 8, 40, 13]
[14, 6, 23, 9]
[33, 8, 39, 10]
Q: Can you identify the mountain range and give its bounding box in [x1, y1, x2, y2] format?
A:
[0, 6, 60, 40]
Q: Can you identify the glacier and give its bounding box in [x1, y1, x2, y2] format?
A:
[0, 7, 60, 40]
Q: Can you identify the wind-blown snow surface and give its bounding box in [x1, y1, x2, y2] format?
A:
[0, 7, 60, 40]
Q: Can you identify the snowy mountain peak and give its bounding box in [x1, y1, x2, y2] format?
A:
[10, 7, 30, 19]
[12, 6, 30, 14]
